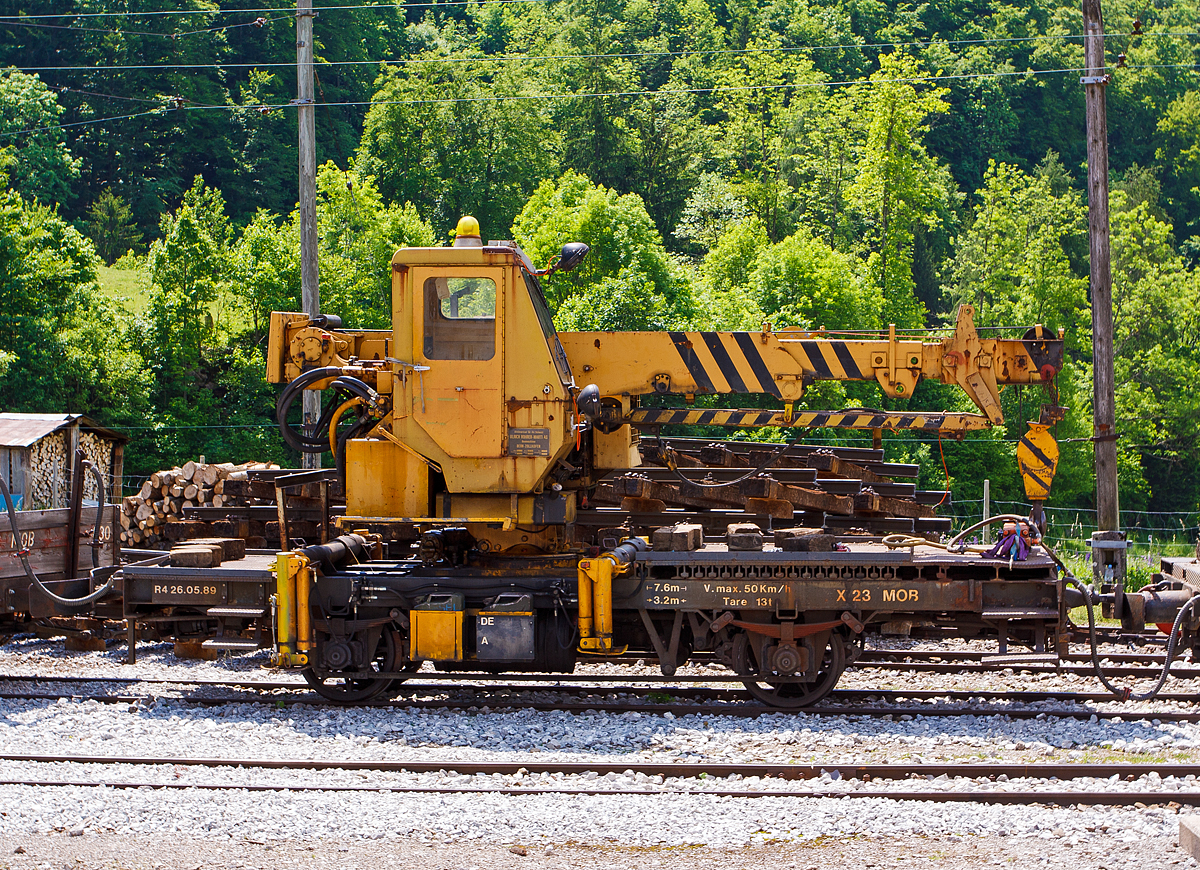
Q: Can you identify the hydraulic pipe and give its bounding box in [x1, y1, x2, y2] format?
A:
[275, 553, 297, 657]
[297, 561, 312, 653]
[578, 538, 646, 653]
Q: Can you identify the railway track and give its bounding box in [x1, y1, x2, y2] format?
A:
[4, 671, 1199, 704]
[0, 753, 1195, 806]
[2, 674, 1197, 720]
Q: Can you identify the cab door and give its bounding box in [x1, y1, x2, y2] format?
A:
[413, 267, 504, 458]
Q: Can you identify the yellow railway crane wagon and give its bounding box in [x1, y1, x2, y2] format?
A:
[257, 217, 1190, 707]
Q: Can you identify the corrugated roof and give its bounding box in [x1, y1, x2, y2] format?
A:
[0, 414, 128, 448]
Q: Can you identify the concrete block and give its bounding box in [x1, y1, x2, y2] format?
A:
[652, 523, 703, 551]
[1181, 816, 1200, 859]
[651, 526, 674, 551]
[64, 633, 108, 652]
[169, 544, 223, 568]
[781, 534, 836, 552]
[190, 537, 247, 561]
[672, 524, 704, 551]
[173, 640, 218, 661]
[774, 526, 825, 544]
[727, 523, 763, 552]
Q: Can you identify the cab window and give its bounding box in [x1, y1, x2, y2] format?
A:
[423, 276, 496, 360]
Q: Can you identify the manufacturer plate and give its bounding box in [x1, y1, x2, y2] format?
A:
[507, 427, 551, 457]
[151, 582, 226, 605]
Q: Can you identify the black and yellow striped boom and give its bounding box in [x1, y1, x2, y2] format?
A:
[559, 306, 1063, 434]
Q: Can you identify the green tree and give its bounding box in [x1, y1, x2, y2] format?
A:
[1108, 195, 1200, 510]
[848, 52, 955, 328]
[512, 171, 692, 329]
[85, 190, 143, 265]
[675, 171, 751, 251]
[947, 158, 1088, 347]
[749, 227, 879, 330]
[552, 0, 638, 192]
[230, 163, 437, 335]
[314, 162, 437, 329]
[1156, 90, 1200, 235]
[699, 215, 769, 294]
[356, 61, 559, 236]
[0, 178, 149, 425]
[712, 39, 817, 241]
[0, 68, 80, 205]
[147, 177, 233, 379]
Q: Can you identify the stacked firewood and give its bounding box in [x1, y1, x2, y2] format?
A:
[119, 461, 279, 547]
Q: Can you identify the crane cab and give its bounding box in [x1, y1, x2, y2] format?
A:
[343, 219, 585, 547]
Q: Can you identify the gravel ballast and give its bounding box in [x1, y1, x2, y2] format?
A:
[2, 633, 1198, 868]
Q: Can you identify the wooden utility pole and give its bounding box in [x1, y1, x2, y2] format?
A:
[1083, 0, 1127, 607]
[297, 0, 320, 470]
[1083, 0, 1117, 531]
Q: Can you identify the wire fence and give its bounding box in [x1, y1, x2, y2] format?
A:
[938, 497, 1198, 581]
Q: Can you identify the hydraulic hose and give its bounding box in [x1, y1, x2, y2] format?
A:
[884, 514, 1196, 702]
[0, 473, 116, 607]
[661, 436, 802, 489]
[1040, 538, 1198, 702]
[883, 514, 1033, 554]
[329, 376, 378, 406]
[276, 366, 344, 453]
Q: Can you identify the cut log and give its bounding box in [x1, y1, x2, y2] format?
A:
[139, 481, 153, 500]
[182, 460, 197, 481]
[170, 484, 184, 498]
[135, 502, 153, 522]
[183, 484, 198, 500]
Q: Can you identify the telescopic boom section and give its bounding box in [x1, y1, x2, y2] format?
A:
[560, 305, 1064, 434]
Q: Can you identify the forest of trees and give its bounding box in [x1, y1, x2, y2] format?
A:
[0, 0, 1198, 521]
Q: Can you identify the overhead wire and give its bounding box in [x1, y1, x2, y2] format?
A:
[0, 1, 554, 18]
[13, 31, 1200, 73]
[0, 64, 1117, 139]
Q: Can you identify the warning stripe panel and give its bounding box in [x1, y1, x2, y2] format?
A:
[628, 409, 993, 432]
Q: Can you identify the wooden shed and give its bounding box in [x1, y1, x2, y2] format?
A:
[0, 414, 128, 510]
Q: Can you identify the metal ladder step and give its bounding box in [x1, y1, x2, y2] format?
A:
[981, 608, 1060, 620]
[200, 638, 261, 651]
[207, 607, 267, 619]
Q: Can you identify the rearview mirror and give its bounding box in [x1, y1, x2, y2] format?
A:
[557, 242, 590, 272]
[539, 242, 590, 276]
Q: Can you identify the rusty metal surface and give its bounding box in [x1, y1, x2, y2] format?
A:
[641, 577, 980, 612]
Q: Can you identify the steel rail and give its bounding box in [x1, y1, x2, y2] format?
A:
[0, 754, 1198, 805]
[4, 672, 1200, 705]
[0, 778, 1192, 805]
[3, 752, 1197, 780]
[2, 690, 1198, 720]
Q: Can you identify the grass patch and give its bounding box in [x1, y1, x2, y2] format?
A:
[95, 262, 252, 334]
[96, 263, 152, 314]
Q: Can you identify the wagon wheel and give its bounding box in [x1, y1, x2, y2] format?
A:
[732, 629, 845, 709]
[304, 624, 404, 703]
